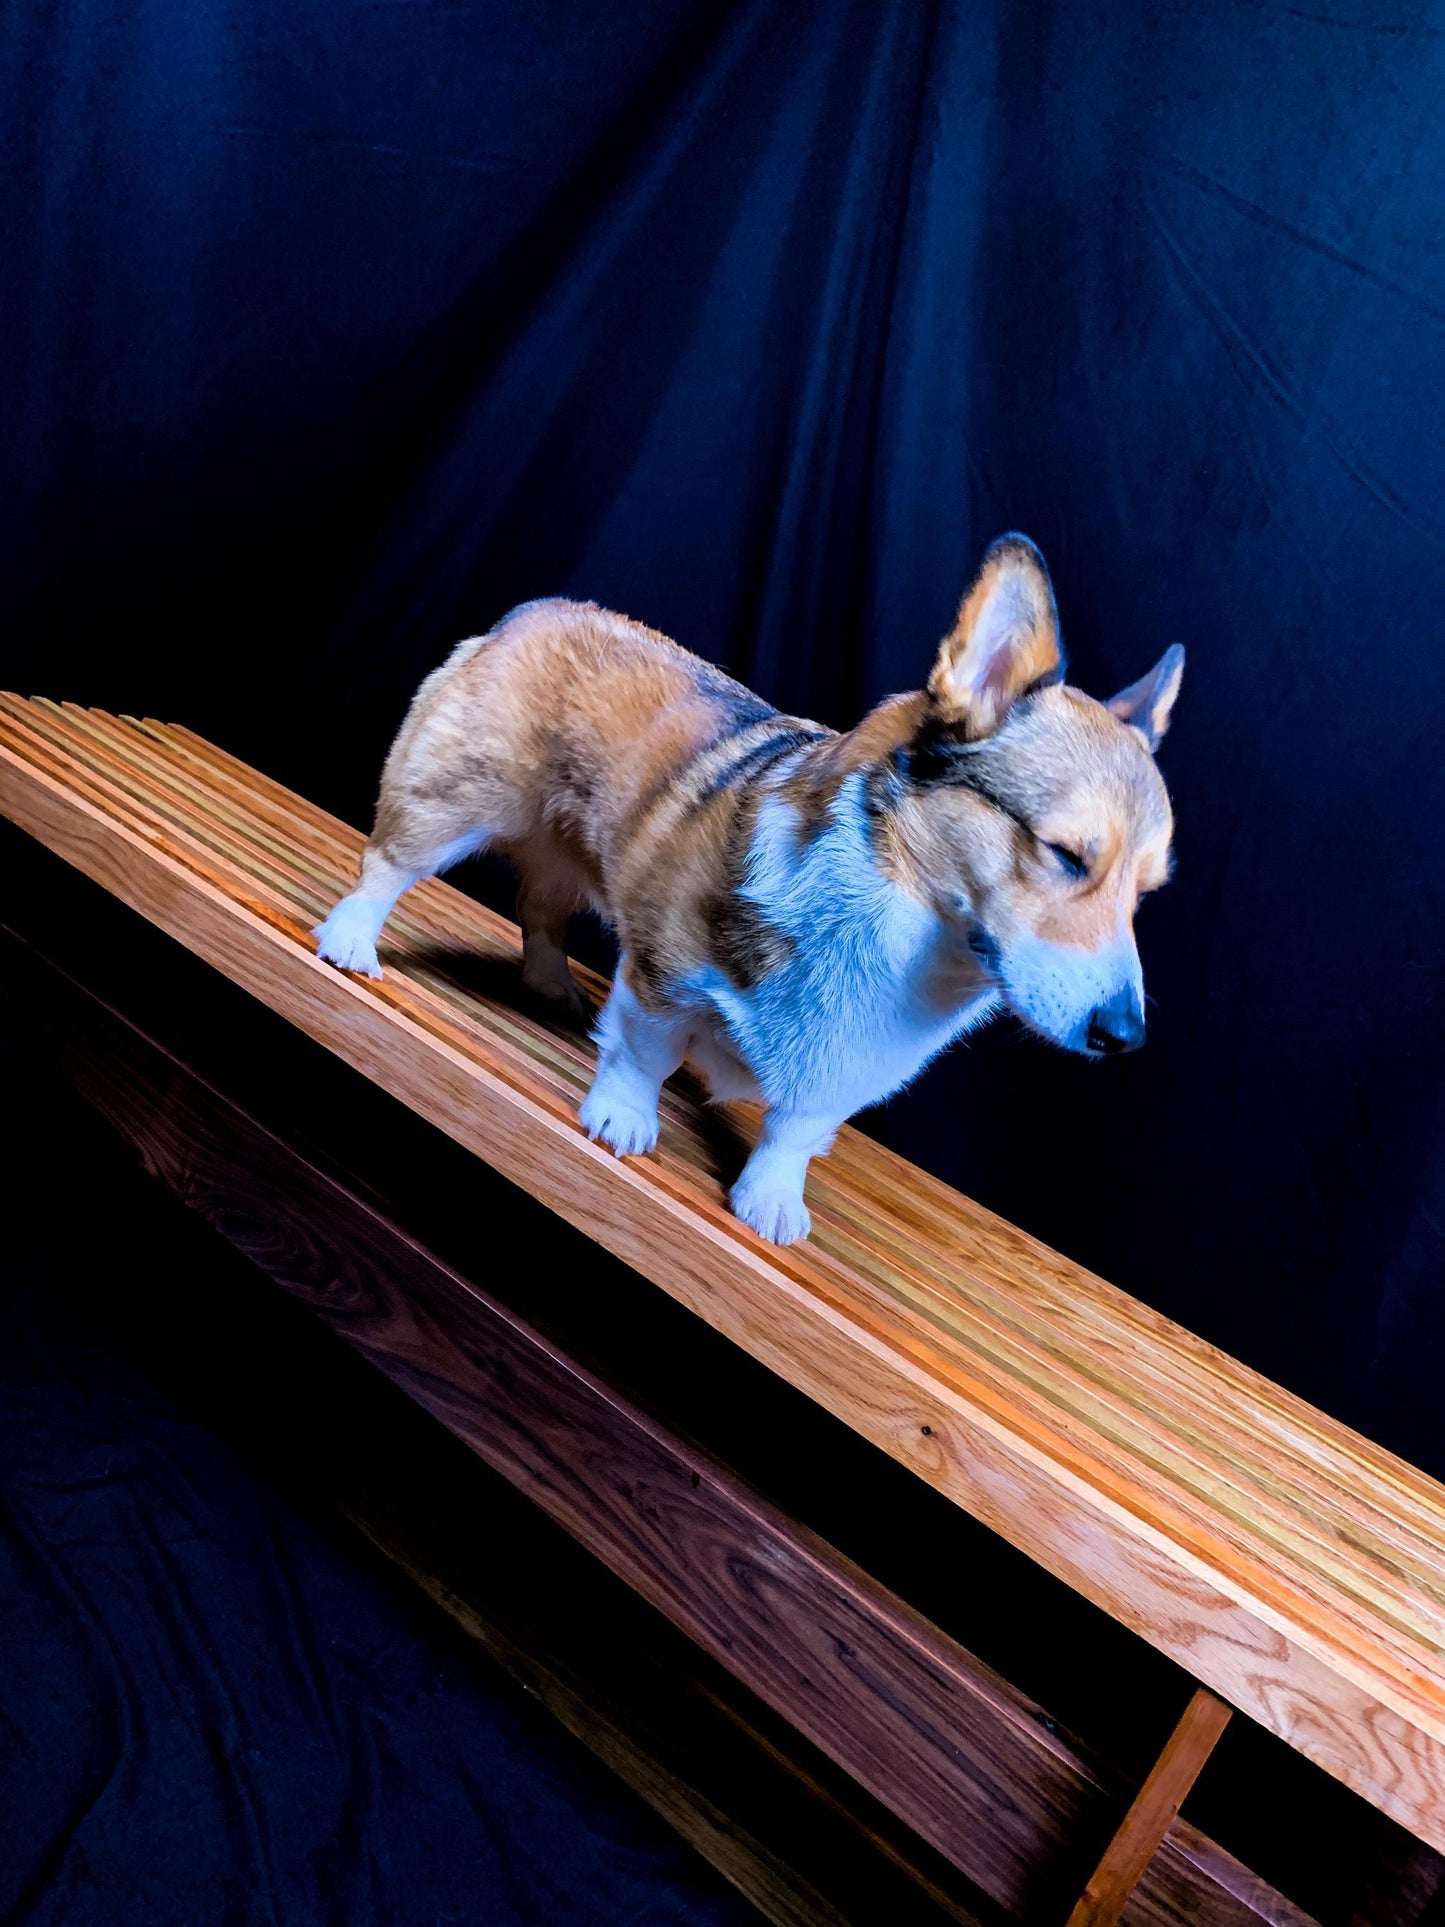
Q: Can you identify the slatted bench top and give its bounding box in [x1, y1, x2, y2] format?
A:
[4, 692, 1444, 1853]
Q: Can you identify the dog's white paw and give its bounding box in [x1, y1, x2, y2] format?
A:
[729, 1176, 811, 1246]
[580, 1083, 660, 1158]
[314, 900, 383, 979]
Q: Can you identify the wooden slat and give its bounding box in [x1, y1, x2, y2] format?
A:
[1068, 1691, 1233, 1926]
[47, 701, 1445, 1618]
[2, 701, 1441, 1603]
[362, 1521, 873, 1927]
[1125, 1823, 1319, 1927]
[3, 699, 1445, 1854]
[3, 944, 972, 1927]
[23, 695, 1445, 1622]
[99, 720, 1445, 1595]
[8, 922, 1314, 1927]
[23, 939, 1101, 1916]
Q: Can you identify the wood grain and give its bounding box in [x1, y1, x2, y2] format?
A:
[365, 1525, 864, 1927]
[1068, 1690, 1233, 1926]
[1124, 1822, 1320, 1927]
[3, 697, 1445, 1854]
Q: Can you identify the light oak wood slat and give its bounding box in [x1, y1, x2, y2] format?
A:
[813, 1137, 1445, 1567]
[5, 704, 1445, 1853]
[49, 704, 505, 959]
[0, 711, 797, 1219]
[103, 709, 1445, 1555]
[18, 709, 591, 1101]
[814, 1092, 1445, 1521]
[18, 704, 731, 1171]
[1, 705, 617, 1127]
[23, 704, 1445, 1677]
[785, 1155, 1445, 1628]
[1067, 1690, 1233, 1927]
[28, 707, 1445, 1663]
[113, 728, 1445, 1648]
[2, 716, 1445, 1742]
[22, 701, 1445, 1680]
[73, 712, 1445, 1625]
[29, 708, 1435, 1691]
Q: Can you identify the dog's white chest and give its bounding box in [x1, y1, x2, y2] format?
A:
[687, 784, 996, 1118]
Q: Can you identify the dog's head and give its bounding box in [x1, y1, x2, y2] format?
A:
[898, 534, 1182, 1056]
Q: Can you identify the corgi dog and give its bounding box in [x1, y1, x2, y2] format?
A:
[316, 535, 1182, 1245]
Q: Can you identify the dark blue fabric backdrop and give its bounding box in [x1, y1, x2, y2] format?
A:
[6, 1, 1444, 1468]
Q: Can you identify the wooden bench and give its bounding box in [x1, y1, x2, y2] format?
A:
[5, 693, 1445, 1924]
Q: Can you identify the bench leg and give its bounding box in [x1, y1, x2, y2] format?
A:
[1067, 1688, 1233, 1927]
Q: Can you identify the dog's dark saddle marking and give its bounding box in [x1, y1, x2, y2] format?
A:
[694, 725, 828, 808]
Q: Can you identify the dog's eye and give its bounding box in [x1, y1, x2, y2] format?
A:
[1045, 842, 1088, 879]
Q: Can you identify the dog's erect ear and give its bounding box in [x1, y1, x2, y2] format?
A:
[928, 535, 1063, 739]
[1107, 643, 1185, 751]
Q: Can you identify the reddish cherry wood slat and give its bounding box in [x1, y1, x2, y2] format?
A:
[33, 950, 1100, 1917]
[3, 698, 1445, 1856]
[11, 930, 1316, 1927]
[1067, 1691, 1233, 1927]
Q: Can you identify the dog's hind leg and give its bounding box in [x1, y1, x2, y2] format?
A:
[317, 622, 533, 978]
[315, 822, 490, 979]
[517, 862, 591, 1025]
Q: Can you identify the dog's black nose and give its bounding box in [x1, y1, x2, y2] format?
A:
[1085, 990, 1145, 1056]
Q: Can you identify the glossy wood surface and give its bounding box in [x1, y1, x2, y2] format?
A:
[3, 695, 1444, 1852]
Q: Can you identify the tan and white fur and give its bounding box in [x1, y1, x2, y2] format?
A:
[317, 536, 1183, 1244]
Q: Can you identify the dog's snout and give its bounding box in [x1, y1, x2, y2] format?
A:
[1084, 989, 1145, 1057]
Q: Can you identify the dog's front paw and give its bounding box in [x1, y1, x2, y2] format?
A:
[314, 900, 383, 979]
[729, 1176, 811, 1246]
[580, 1082, 660, 1158]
